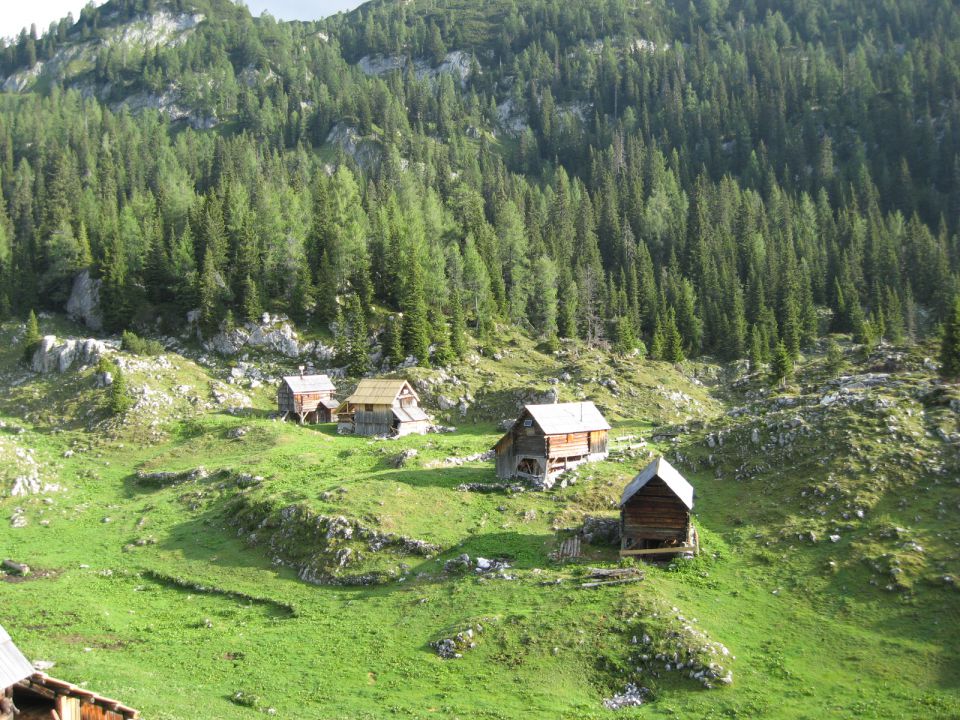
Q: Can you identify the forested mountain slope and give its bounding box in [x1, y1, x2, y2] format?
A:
[0, 0, 959, 361]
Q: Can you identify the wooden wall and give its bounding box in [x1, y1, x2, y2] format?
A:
[621, 477, 689, 543]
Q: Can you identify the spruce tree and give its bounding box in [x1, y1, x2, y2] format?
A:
[663, 310, 685, 363]
[241, 274, 262, 324]
[198, 247, 222, 335]
[825, 338, 845, 373]
[449, 288, 468, 358]
[385, 314, 405, 367]
[431, 307, 455, 367]
[939, 296, 960, 380]
[614, 315, 638, 354]
[748, 325, 764, 372]
[650, 315, 665, 360]
[346, 294, 370, 376]
[771, 341, 793, 387]
[22, 309, 40, 362]
[401, 256, 431, 366]
[290, 256, 315, 325]
[333, 304, 348, 366]
[109, 363, 131, 415]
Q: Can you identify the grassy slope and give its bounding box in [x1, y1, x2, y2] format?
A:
[0, 319, 958, 719]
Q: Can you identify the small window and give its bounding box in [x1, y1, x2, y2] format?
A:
[523, 419, 533, 427]
[365, 404, 374, 412]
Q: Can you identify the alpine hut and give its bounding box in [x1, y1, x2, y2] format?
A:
[336, 379, 430, 436]
[278, 370, 338, 424]
[1, 624, 139, 720]
[619, 457, 698, 557]
[494, 402, 610, 484]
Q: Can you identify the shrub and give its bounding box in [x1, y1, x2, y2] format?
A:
[121, 330, 164, 356]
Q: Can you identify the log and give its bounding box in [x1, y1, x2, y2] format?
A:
[619, 545, 697, 557]
[580, 577, 643, 588]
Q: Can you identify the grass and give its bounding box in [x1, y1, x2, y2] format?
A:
[0, 320, 958, 718]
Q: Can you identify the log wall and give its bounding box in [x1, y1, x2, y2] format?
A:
[621, 477, 689, 544]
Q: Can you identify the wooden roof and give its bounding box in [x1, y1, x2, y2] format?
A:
[344, 379, 419, 405]
[522, 401, 610, 435]
[0, 624, 33, 689]
[281, 374, 336, 394]
[620, 457, 695, 510]
[19, 673, 140, 718]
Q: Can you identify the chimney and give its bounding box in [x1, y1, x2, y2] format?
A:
[299, 365, 305, 379]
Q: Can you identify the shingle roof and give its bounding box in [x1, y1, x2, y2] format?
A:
[282, 374, 336, 394]
[319, 397, 340, 410]
[523, 401, 611, 435]
[0, 624, 35, 689]
[620, 456, 695, 510]
[344, 379, 419, 405]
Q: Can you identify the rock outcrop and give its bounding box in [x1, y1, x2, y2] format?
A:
[32, 336, 109, 374]
[66, 269, 104, 331]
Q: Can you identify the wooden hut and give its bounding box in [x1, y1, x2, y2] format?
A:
[1, 625, 139, 720]
[494, 402, 610, 483]
[619, 457, 698, 557]
[336, 379, 430, 436]
[277, 372, 338, 424]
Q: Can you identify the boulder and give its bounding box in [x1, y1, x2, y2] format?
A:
[65, 269, 104, 330]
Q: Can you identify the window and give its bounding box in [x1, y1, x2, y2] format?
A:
[365, 404, 374, 412]
[523, 419, 533, 427]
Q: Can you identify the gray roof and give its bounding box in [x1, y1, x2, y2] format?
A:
[0, 624, 34, 689]
[620, 456, 694, 510]
[524, 402, 610, 435]
[393, 406, 429, 423]
[282, 374, 336, 394]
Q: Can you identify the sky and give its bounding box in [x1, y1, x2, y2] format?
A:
[1, 0, 365, 42]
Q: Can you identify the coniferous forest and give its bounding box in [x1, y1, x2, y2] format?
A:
[1, 0, 959, 365]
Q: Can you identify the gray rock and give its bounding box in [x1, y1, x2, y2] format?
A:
[66, 269, 103, 330]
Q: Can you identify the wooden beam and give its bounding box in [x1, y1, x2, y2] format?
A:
[619, 545, 697, 557]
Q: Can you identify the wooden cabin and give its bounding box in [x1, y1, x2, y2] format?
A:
[278, 372, 338, 423]
[619, 457, 698, 557]
[336, 379, 430, 436]
[494, 402, 610, 483]
[1, 625, 139, 720]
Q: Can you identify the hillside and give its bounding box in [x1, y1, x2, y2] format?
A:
[1, 0, 960, 717]
[1, 313, 958, 718]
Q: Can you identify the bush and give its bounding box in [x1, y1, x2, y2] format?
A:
[121, 330, 164, 356]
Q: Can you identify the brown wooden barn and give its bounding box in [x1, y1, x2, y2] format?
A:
[277, 372, 338, 424]
[494, 402, 610, 484]
[1, 625, 139, 720]
[619, 457, 698, 557]
[336, 379, 430, 436]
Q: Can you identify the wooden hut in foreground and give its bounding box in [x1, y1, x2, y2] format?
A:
[619, 456, 698, 557]
[336, 379, 430, 436]
[1, 624, 139, 720]
[277, 371, 338, 423]
[494, 401, 610, 483]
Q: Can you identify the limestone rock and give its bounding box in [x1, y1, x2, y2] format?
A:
[66, 269, 104, 331]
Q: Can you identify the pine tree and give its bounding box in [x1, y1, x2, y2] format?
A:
[939, 296, 960, 380]
[771, 341, 793, 386]
[22, 309, 40, 362]
[109, 363, 131, 415]
[449, 288, 468, 358]
[346, 294, 370, 376]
